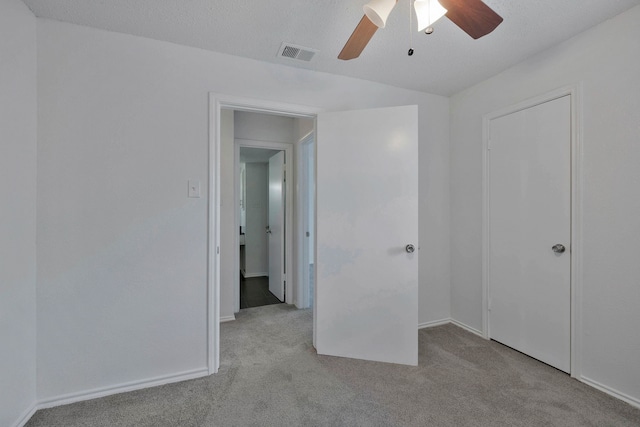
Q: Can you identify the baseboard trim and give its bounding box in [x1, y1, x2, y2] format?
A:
[243, 272, 268, 278]
[36, 368, 209, 410]
[11, 402, 37, 427]
[220, 315, 236, 323]
[450, 319, 485, 338]
[418, 318, 451, 329]
[580, 376, 640, 409]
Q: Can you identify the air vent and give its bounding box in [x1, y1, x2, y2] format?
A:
[278, 43, 318, 63]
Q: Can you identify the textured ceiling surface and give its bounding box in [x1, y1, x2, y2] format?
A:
[22, 0, 639, 96]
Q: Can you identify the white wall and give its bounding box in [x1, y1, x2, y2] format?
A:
[244, 163, 269, 276]
[36, 18, 450, 401]
[450, 5, 640, 405]
[235, 111, 296, 143]
[36, 23, 210, 401]
[0, 0, 38, 425]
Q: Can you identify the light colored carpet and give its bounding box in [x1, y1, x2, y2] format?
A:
[27, 304, 640, 426]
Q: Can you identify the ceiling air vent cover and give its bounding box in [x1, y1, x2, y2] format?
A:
[278, 43, 318, 63]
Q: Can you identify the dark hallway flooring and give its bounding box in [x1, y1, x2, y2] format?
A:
[240, 275, 282, 309]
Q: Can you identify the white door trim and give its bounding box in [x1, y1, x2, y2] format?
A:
[482, 85, 583, 378]
[208, 93, 320, 374]
[297, 132, 315, 309]
[234, 138, 293, 311]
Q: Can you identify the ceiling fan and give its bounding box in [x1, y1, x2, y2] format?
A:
[338, 0, 503, 60]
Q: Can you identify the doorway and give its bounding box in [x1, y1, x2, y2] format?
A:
[210, 95, 420, 374]
[238, 146, 286, 309]
[210, 96, 319, 373]
[483, 87, 582, 376]
[231, 111, 299, 313]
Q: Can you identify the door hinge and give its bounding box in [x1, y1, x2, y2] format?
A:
[488, 298, 492, 311]
[283, 170, 286, 183]
[487, 139, 492, 150]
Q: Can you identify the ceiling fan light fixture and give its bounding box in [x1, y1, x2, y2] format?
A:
[363, 0, 397, 28]
[414, 0, 447, 32]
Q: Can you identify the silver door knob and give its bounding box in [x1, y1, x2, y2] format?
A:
[552, 244, 566, 254]
[405, 244, 415, 253]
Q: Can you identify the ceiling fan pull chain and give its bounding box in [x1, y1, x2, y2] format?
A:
[408, 0, 414, 56]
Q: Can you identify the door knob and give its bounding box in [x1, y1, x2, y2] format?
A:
[405, 244, 415, 253]
[552, 244, 566, 254]
[266, 226, 271, 234]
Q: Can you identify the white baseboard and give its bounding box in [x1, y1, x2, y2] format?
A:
[418, 318, 451, 329]
[417, 318, 485, 340]
[580, 376, 640, 409]
[294, 300, 311, 310]
[243, 272, 268, 278]
[37, 368, 209, 410]
[11, 402, 37, 427]
[450, 318, 485, 338]
[220, 315, 236, 323]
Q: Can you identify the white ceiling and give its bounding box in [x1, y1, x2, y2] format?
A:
[22, 0, 639, 96]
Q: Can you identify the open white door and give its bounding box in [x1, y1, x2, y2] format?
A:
[316, 105, 419, 366]
[268, 151, 285, 302]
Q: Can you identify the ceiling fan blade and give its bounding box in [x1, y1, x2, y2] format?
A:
[338, 15, 379, 60]
[439, 0, 503, 39]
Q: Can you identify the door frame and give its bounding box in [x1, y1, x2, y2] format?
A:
[298, 131, 314, 310]
[234, 139, 293, 312]
[208, 93, 320, 374]
[482, 85, 583, 378]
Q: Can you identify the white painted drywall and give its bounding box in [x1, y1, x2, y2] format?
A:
[234, 111, 296, 143]
[36, 24, 209, 401]
[0, 0, 38, 425]
[450, 5, 640, 404]
[36, 18, 450, 401]
[243, 163, 269, 276]
[219, 109, 235, 320]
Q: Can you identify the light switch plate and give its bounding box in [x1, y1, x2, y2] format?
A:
[188, 180, 201, 198]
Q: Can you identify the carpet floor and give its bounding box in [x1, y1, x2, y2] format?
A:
[26, 304, 640, 426]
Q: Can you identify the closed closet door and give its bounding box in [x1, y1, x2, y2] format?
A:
[488, 95, 571, 373]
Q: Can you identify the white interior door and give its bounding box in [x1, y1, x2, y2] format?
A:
[316, 105, 419, 366]
[488, 95, 571, 373]
[268, 151, 285, 302]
